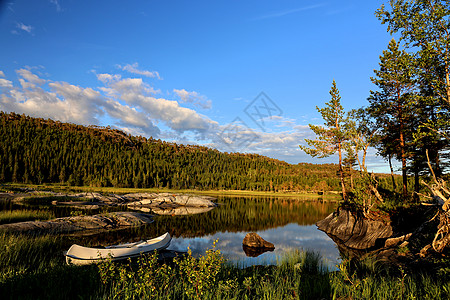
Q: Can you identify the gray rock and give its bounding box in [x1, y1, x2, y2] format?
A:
[151, 206, 215, 215]
[127, 193, 217, 209]
[316, 209, 393, 250]
[0, 212, 153, 235]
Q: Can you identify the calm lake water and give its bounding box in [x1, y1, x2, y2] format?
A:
[165, 196, 340, 268]
[1, 194, 340, 268]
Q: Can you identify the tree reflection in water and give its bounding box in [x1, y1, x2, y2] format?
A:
[71, 196, 340, 267]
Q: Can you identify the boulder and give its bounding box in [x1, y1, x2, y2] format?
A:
[173, 194, 217, 207]
[127, 193, 217, 209]
[242, 232, 275, 249]
[316, 208, 393, 250]
[242, 245, 274, 257]
[0, 212, 153, 235]
[151, 206, 215, 216]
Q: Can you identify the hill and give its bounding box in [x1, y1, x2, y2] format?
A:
[0, 111, 343, 192]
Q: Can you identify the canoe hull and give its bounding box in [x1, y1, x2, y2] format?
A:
[65, 232, 171, 266]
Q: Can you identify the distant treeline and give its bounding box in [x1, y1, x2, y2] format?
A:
[0, 112, 392, 192]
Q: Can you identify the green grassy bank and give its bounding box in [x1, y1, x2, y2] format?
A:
[0, 183, 342, 201]
[0, 232, 449, 299]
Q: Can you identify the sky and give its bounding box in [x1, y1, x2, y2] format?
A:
[0, 0, 396, 172]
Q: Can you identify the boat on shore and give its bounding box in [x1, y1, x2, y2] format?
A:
[65, 232, 171, 265]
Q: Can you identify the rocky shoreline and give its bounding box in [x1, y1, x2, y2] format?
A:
[6, 191, 217, 212]
[0, 191, 218, 234]
[316, 205, 440, 265]
[0, 211, 154, 235]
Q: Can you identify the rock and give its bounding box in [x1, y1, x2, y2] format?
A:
[173, 194, 217, 207]
[242, 232, 275, 249]
[242, 244, 274, 257]
[150, 206, 215, 215]
[316, 208, 393, 250]
[0, 212, 153, 235]
[127, 193, 217, 210]
[384, 233, 412, 248]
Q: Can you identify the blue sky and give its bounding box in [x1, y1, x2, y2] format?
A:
[0, 1, 395, 171]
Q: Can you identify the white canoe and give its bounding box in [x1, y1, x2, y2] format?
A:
[65, 232, 171, 266]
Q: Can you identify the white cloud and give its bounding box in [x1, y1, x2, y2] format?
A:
[0, 70, 12, 88]
[50, 0, 62, 12]
[174, 89, 212, 109]
[100, 74, 217, 133]
[97, 73, 121, 84]
[16, 69, 47, 86]
[252, 4, 325, 21]
[0, 66, 390, 169]
[102, 99, 160, 136]
[117, 63, 161, 79]
[0, 78, 14, 88]
[16, 22, 33, 34]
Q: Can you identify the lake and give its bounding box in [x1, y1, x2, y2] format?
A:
[1, 193, 340, 268]
[164, 196, 340, 268]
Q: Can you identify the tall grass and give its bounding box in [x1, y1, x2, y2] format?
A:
[1, 234, 449, 299]
[0, 232, 101, 299]
[0, 232, 64, 281]
[330, 257, 450, 300]
[0, 209, 55, 224]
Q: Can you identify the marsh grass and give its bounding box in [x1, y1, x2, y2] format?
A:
[0, 209, 55, 224]
[0, 232, 102, 299]
[1, 234, 450, 299]
[96, 247, 332, 300]
[331, 257, 450, 300]
[0, 232, 64, 280]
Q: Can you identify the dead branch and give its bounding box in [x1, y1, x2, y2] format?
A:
[369, 173, 384, 203]
[421, 180, 447, 206]
[426, 149, 438, 183]
[418, 150, 450, 254]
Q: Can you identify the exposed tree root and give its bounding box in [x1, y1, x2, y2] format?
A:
[419, 150, 450, 255]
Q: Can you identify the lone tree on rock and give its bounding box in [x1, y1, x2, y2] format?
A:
[300, 80, 349, 200]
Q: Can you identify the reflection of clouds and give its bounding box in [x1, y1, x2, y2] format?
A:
[168, 223, 340, 269]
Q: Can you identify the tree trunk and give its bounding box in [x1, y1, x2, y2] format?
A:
[414, 166, 420, 203]
[434, 150, 442, 178]
[388, 153, 397, 191]
[399, 126, 408, 200]
[338, 142, 346, 200]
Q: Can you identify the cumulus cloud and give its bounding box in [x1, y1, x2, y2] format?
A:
[174, 89, 212, 109]
[98, 73, 216, 134]
[0, 78, 13, 88]
[0, 65, 389, 169]
[117, 63, 161, 79]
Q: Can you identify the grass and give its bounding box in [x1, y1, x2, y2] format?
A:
[1, 233, 449, 299]
[1, 183, 342, 201]
[0, 209, 55, 224]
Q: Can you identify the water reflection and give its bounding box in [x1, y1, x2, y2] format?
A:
[1, 194, 340, 268]
[242, 245, 273, 257]
[168, 223, 340, 269]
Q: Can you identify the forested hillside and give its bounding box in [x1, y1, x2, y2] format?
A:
[0, 112, 345, 191]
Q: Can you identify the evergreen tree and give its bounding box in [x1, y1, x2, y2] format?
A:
[300, 80, 349, 200]
[368, 38, 417, 200]
[377, 0, 450, 106]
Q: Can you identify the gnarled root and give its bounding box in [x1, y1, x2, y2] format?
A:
[432, 212, 450, 252]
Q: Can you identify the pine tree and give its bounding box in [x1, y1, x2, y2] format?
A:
[300, 80, 349, 200]
[368, 38, 417, 200]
